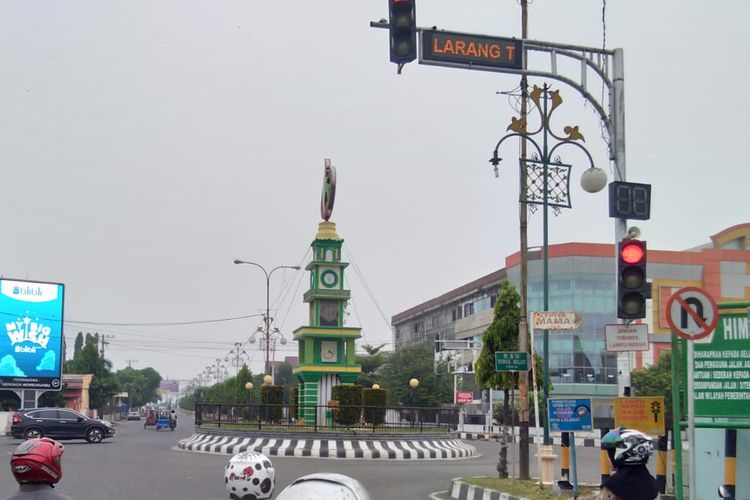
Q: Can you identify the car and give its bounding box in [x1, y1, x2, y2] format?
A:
[127, 409, 141, 420]
[10, 408, 116, 443]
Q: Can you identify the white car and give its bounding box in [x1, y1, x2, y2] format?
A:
[127, 409, 141, 420]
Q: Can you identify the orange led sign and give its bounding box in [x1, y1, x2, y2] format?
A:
[421, 30, 523, 70]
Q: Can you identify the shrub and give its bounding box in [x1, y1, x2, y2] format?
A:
[331, 384, 362, 426]
[260, 384, 284, 422]
[363, 388, 387, 426]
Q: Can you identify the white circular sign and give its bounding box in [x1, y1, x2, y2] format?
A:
[666, 287, 718, 340]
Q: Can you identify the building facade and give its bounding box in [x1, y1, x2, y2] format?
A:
[391, 223, 750, 411]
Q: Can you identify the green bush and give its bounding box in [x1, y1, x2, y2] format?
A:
[331, 384, 362, 426]
[363, 388, 387, 426]
[260, 384, 284, 422]
[289, 386, 299, 421]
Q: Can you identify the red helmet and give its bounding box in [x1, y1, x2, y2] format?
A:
[11, 438, 65, 485]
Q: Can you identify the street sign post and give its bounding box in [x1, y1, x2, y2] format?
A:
[531, 311, 582, 330]
[605, 323, 649, 351]
[495, 351, 529, 372]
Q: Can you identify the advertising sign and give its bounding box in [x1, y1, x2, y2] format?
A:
[614, 396, 666, 436]
[456, 391, 473, 404]
[605, 324, 649, 351]
[548, 398, 592, 432]
[531, 311, 582, 330]
[0, 279, 65, 390]
[693, 312, 750, 417]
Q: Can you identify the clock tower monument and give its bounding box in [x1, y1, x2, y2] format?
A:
[293, 160, 362, 426]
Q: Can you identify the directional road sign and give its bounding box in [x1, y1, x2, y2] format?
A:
[495, 351, 529, 371]
[531, 311, 582, 330]
[666, 287, 718, 341]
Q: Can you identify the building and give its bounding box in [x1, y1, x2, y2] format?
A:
[391, 223, 750, 412]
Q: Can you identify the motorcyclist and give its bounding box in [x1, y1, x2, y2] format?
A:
[275, 473, 371, 500]
[4, 438, 73, 500]
[599, 427, 659, 500]
[224, 451, 275, 500]
[169, 410, 177, 429]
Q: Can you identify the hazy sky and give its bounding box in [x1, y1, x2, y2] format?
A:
[1, 1, 747, 383]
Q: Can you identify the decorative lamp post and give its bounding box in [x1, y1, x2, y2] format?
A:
[489, 84, 606, 445]
[233, 260, 300, 378]
[263, 374, 273, 386]
[372, 384, 380, 390]
[225, 342, 249, 376]
[409, 378, 419, 389]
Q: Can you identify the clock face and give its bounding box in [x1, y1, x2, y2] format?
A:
[321, 270, 338, 288]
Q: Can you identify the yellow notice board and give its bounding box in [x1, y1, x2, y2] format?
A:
[614, 396, 666, 436]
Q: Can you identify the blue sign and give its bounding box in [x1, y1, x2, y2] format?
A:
[548, 398, 592, 432]
[0, 279, 65, 390]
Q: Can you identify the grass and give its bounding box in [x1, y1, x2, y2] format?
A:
[460, 477, 597, 500]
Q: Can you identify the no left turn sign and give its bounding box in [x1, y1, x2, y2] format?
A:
[665, 287, 718, 340]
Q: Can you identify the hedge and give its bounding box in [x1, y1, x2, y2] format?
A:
[260, 384, 284, 422]
[331, 384, 362, 426]
[363, 388, 387, 426]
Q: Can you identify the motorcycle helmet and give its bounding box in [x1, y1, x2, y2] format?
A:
[10, 438, 65, 485]
[224, 451, 275, 500]
[275, 473, 371, 500]
[602, 427, 654, 467]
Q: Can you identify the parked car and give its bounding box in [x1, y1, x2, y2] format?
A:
[10, 408, 116, 443]
[127, 409, 141, 420]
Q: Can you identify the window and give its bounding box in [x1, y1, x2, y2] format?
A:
[490, 295, 497, 308]
[463, 302, 474, 317]
[31, 409, 57, 419]
[456, 306, 463, 320]
[58, 410, 82, 420]
[319, 300, 339, 327]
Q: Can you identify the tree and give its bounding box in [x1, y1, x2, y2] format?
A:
[73, 332, 84, 359]
[474, 280, 520, 478]
[356, 343, 388, 387]
[115, 367, 163, 407]
[376, 341, 451, 407]
[66, 339, 119, 412]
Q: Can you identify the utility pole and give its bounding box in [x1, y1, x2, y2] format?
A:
[516, 0, 531, 481]
[99, 334, 114, 358]
[126, 359, 138, 368]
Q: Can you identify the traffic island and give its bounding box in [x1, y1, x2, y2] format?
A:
[177, 429, 477, 460]
[448, 477, 599, 500]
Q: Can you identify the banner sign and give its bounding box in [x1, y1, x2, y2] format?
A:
[614, 396, 666, 436]
[456, 391, 473, 404]
[548, 398, 592, 432]
[0, 279, 65, 390]
[693, 312, 750, 417]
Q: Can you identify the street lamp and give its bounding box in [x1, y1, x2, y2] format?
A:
[489, 84, 606, 446]
[233, 260, 301, 379]
[225, 342, 249, 376]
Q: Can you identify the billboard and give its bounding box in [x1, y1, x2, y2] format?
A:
[0, 279, 65, 390]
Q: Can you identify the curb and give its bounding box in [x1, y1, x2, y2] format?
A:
[459, 433, 599, 448]
[449, 478, 527, 500]
[177, 432, 478, 460]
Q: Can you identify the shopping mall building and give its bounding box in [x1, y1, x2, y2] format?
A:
[391, 222, 750, 416]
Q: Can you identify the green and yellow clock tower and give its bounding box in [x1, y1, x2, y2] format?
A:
[293, 160, 361, 426]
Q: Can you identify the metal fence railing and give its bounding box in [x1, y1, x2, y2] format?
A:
[194, 403, 458, 433]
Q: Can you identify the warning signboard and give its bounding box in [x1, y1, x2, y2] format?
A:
[614, 396, 666, 436]
[666, 287, 718, 341]
[605, 324, 649, 352]
[456, 391, 473, 404]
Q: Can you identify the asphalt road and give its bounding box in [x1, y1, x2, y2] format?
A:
[0, 412, 610, 499]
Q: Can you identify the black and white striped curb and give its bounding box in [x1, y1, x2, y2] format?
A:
[459, 433, 598, 447]
[448, 478, 527, 500]
[177, 433, 478, 460]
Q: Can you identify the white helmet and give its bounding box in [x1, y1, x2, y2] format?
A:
[276, 473, 370, 500]
[603, 428, 654, 467]
[224, 451, 275, 500]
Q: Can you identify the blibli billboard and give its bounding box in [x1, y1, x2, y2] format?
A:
[0, 279, 65, 390]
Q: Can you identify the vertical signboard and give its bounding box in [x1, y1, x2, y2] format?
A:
[693, 312, 750, 417]
[0, 279, 65, 391]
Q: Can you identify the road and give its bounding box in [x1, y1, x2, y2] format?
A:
[0, 412, 609, 499]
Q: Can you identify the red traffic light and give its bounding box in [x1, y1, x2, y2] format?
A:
[620, 241, 645, 264]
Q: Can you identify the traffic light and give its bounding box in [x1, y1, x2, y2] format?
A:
[617, 239, 648, 319]
[388, 0, 416, 64]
